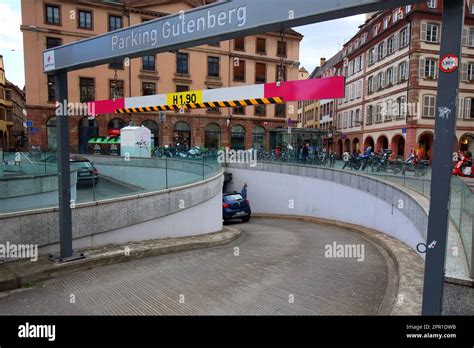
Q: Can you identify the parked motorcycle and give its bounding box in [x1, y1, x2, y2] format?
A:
[374, 149, 402, 174]
[452, 151, 474, 178]
[342, 151, 362, 170]
[401, 153, 430, 176]
[359, 147, 373, 171]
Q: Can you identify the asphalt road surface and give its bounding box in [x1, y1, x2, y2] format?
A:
[0, 219, 394, 315]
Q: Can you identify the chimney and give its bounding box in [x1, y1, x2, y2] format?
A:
[320, 58, 326, 67]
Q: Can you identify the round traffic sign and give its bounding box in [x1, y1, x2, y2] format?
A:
[439, 54, 459, 73]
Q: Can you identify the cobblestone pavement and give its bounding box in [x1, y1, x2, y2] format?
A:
[0, 219, 393, 315]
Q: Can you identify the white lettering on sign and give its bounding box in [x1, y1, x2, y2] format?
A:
[112, 7, 247, 51]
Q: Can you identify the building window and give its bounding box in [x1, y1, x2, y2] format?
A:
[468, 63, 474, 80]
[426, 0, 437, 9]
[176, 53, 189, 74]
[176, 85, 189, 93]
[369, 47, 378, 65]
[142, 56, 156, 71]
[378, 41, 386, 60]
[421, 58, 438, 79]
[109, 80, 124, 99]
[252, 126, 266, 151]
[233, 106, 245, 115]
[354, 57, 360, 73]
[47, 75, 55, 102]
[45, 4, 60, 25]
[255, 63, 266, 84]
[208, 41, 220, 47]
[376, 103, 383, 122]
[356, 80, 362, 99]
[377, 72, 385, 89]
[142, 82, 156, 96]
[366, 106, 373, 125]
[46, 37, 62, 49]
[233, 59, 245, 82]
[350, 84, 355, 100]
[275, 104, 285, 117]
[78, 10, 93, 29]
[464, 98, 474, 119]
[256, 38, 266, 54]
[397, 96, 407, 118]
[469, 28, 474, 47]
[422, 23, 439, 42]
[255, 105, 266, 116]
[461, 62, 474, 81]
[277, 41, 287, 57]
[234, 37, 245, 51]
[173, 122, 191, 150]
[79, 78, 95, 102]
[207, 56, 220, 77]
[387, 35, 398, 54]
[399, 61, 408, 81]
[109, 15, 122, 31]
[367, 76, 375, 94]
[385, 100, 393, 121]
[386, 68, 394, 86]
[231, 125, 245, 150]
[204, 123, 221, 150]
[400, 27, 410, 47]
[423, 95, 437, 117]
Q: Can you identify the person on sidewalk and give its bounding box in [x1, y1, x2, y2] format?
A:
[241, 183, 248, 199]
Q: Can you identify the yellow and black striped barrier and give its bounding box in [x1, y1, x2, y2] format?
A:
[115, 97, 284, 114]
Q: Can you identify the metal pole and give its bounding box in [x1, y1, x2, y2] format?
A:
[51, 70, 84, 263]
[422, 0, 465, 315]
[54, 70, 73, 260]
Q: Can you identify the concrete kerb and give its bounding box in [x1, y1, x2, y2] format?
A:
[0, 226, 241, 293]
[252, 214, 423, 316]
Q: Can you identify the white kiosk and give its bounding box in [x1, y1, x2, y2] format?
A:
[120, 126, 152, 158]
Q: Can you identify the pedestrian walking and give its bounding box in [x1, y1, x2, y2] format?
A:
[241, 183, 248, 199]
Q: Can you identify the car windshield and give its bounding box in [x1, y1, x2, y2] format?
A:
[70, 161, 93, 170]
[224, 194, 244, 203]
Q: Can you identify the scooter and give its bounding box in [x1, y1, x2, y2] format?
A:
[452, 151, 474, 178]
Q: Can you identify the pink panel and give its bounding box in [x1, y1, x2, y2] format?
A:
[88, 98, 125, 115]
[264, 77, 345, 101]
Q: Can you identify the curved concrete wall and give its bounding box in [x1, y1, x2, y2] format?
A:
[0, 171, 223, 255]
[226, 162, 426, 258]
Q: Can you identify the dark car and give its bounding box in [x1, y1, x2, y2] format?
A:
[70, 156, 99, 186]
[223, 191, 251, 222]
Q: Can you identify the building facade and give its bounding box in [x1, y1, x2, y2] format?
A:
[21, 0, 302, 153]
[0, 55, 26, 151]
[331, 0, 474, 160]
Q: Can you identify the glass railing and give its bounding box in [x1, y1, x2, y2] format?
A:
[0, 151, 222, 214]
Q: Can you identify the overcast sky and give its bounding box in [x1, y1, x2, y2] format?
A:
[0, 0, 365, 89]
